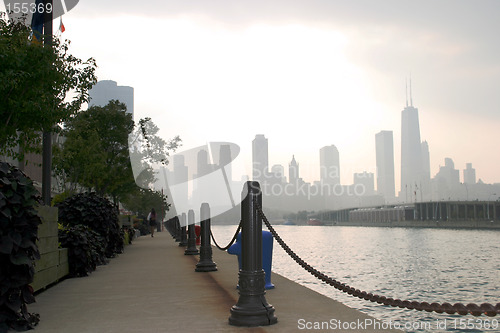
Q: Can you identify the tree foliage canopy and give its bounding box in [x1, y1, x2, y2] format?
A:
[53, 100, 134, 202]
[128, 117, 181, 190]
[121, 188, 169, 221]
[54, 101, 181, 209]
[0, 13, 97, 159]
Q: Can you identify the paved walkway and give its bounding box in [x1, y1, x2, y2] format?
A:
[29, 231, 402, 333]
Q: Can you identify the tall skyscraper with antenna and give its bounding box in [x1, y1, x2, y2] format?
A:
[400, 78, 425, 201]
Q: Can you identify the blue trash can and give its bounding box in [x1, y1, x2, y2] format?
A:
[227, 231, 275, 289]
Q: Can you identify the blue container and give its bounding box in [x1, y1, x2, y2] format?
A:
[227, 231, 275, 289]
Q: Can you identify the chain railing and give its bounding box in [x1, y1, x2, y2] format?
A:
[255, 199, 500, 317]
[210, 221, 242, 251]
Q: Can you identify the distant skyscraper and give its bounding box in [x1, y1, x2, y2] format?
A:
[196, 149, 212, 178]
[435, 158, 460, 188]
[464, 163, 476, 184]
[172, 154, 189, 208]
[89, 80, 134, 118]
[219, 144, 233, 182]
[400, 79, 425, 200]
[319, 145, 340, 186]
[421, 141, 431, 181]
[252, 135, 268, 183]
[271, 164, 286, 183]
[289, 155, 299, 185]
[375, 131, 395, 200]
[420, 140, 432, 200]
[354, 171, 375, 196]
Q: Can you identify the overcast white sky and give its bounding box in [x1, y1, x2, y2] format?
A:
[4, 0, 499, 189]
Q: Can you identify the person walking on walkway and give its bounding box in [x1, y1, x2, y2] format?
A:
[147, 208, 157, 237]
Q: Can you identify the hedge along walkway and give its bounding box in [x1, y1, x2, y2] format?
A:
[29, 231, 402, 333]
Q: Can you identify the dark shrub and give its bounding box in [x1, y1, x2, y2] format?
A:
[57, 192, 123, 257]
[58, 225, 107, 277]
[0, 162, 41, 331]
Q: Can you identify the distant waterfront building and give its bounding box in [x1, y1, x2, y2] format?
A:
[421, 141, 431, 182]
[420, 140, 431, 200]
[400, 79, 426, 201]
[172, 154, 189, 210]
[463, 163, 476, 184]
[252, 135, 268, 183]
[270, 164, 286, 184]
[375, 131, 395, 200]
[319, 145, 340, 186]
[196, 149, 212, 178]
[89, 80, 134, 118]
[353, 171, 375, 196]
[219, 144, 233, 182]
[289, 155, 299, 185]
[434, 157, 460, 194]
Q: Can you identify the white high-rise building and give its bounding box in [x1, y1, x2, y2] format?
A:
[319, 145, 340, 186]
[400, 79, 429, 201]
[89, 80, 134, 118]
[375, 131, 395, 200]
[464, 163, 476, 184]
[289, 155, 299, 185]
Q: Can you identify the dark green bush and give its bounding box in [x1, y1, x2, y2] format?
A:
[57, 192, 123, 258]
[0, 162, 41, 332]
[58, 225, 107, 277]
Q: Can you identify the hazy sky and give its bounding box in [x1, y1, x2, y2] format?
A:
[5, 1, 500, 189]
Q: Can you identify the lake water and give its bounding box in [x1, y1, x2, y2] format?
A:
[211, 225, 500, 332]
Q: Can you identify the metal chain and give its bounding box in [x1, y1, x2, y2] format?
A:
[255, 199, 500, 317]
[210, 221, 242, 251]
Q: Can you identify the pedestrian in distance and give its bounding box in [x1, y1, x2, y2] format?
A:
[147, 208, 157, 237]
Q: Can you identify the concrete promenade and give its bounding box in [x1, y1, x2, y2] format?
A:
[29, 231, 402, 333]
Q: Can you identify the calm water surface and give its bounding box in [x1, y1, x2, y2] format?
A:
[211, 225, 500, 332]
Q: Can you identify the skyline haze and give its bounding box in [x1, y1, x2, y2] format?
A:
[4, 0, 499, 189]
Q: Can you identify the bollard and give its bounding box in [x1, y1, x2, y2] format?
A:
[195, 203, 217, 272]
[171, 217, 178, 239]
[166, 217, 174, 238]
[174, 217, 181, 242]
[227, 231, 275, 289]
[195, 225, 201, 245]
[178, 213, 188, 247]
[229, 181, 277, 327]
[185, 210, 199, 255]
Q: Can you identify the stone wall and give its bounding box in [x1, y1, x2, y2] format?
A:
[32, 206, 69, 292]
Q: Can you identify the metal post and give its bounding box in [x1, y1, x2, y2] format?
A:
[229, 181, 277, 326]
[196, 203, 217, 272]
[41, 0, 53, 206]
[185, 210, 199, 255]
[174, 216, 181, 242]
[178, 213, 187, 247]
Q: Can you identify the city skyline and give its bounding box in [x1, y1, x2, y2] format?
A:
[7, 1, 499, 188]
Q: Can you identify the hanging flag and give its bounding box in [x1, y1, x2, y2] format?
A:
[59, 17, 65, 33]
[31, 0, 45, 43]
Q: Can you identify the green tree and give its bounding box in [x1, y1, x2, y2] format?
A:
[122, 188, 169, 222]
[54, 101, 181, 209]
[53, 100, 135, 205]
[128, 117, 181, 189]
[0, 14, 97, 159]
